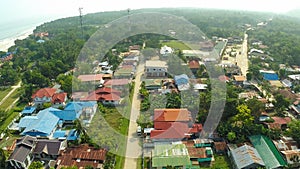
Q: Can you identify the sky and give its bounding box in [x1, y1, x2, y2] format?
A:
[1, 0, 300, 24]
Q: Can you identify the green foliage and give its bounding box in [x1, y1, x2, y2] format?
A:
[286, 120, 300, 144]
[28, 161, 43, 169]
[227, 132, 236, 142]
[56, 74, 73, 94]
[274, 94, 290, 111]
[245, 98, 265, 120]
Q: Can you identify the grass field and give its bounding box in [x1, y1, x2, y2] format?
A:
[0, 87, 12, 102]
[0, 89, 20, 111]
[202, 155, 231, 169]
[161, 40, 191, 50]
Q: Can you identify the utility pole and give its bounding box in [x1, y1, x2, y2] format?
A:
[79, 7, 84, 39]
[127, 8, 131, 32]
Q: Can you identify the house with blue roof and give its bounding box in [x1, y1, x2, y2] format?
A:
[174, 74, 190, 91]
[21, 106, 37, 116]
[19, 108, 60, 137]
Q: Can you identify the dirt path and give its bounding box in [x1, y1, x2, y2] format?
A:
[123, 63, 144, 169]
[236, 33, 248, 76]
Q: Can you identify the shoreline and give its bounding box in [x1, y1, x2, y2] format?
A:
[0, 27, 36, 52]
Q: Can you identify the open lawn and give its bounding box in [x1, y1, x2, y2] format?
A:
[0, 87, 12, 102]
[0, 89, 20, 111]
[161, 40, 191, 50]
[0, 111, 20, 133]
[202, 155, 231, 169]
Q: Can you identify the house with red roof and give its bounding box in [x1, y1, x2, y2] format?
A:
[188, 59, 200, 74]
[81, 87, 121, 105]
[150, 109, 202, 142]
[32, 88, 67, 106]
[263, 116, 292, 130]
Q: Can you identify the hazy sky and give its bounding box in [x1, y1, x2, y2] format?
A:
[1, 0, 300, 23]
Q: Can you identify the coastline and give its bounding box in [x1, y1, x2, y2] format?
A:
[0, 27, 36, 52]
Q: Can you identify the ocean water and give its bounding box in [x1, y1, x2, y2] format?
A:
[0, 16, 56, 41]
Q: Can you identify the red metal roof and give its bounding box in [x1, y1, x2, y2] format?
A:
[81, 88, 121, 101]
[189, 60, 200, 69]
[77, 74, 103, 82]
[154, 109, 191, 122]
[52, 93, 67, 104]
[104, 79, 129, 86]
[150, 122, 190, 139]
[189, 124, 203, 133]
[32, 88, 57, 99]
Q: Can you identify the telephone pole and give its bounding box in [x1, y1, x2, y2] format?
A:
[79, 7, 84, 39]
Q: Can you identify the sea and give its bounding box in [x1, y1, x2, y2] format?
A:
[0, 17, 57, 41]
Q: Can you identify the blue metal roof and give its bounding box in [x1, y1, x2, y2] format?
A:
[174, 74, 189, 86]
[21, 106, 36, 115]
[21, 108, 59, 137]
[262, 73, 279, 81]
[53, 130, 66, 138]
[19, 116, 38, 128]
[64, 102, 82, 112]
[67, 129, 79, 141]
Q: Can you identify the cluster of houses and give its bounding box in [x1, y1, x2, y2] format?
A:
[6, 136, 107, 169]
[4, 84, 108, 169]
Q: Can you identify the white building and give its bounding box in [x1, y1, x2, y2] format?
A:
[160, 45, 173, 55]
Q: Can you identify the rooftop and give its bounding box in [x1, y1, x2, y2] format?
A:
[249, 135, 287, 168]
[56, 144, 107, 169]
[231, 144, 265, 169]
[145, 60, 167, 68]
[77, 74, 103, 82]
[154, 109, 191, 122]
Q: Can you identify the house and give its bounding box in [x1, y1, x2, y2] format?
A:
[160, 45, 173, 55]
[31, 88, 67, 106]
[129, 45, 140, 52]
[81, 87, 121, 105]
[193, 84, 208, 91]
[233, 75, 246, 85]
[77, 74, 111, 83]
[21, 106, 37, 116]
[151, 144, 191, 169]
[174, 74, 190, 91]
[150, 109, 193, 142]
[103, 79, 129, 88]
[56, 144, 107, 169]
[33, 139, 66, 163]
[114, 65, 135, 79]
[144, 79, 162, 90]
[273, 137, 300, 165]
[7, 136, 37, 169]
[188, 60, 200, 74]
[18, 108, 60, 138]
[249, 135, 287, 168]
[199, 41, 214, 51]
[264, 117, 291, 130]
[281, 79, 292, 88]
[31, 88, 56, 105]
[229, 144, 265, 169]
[213, 141, 227, 155]
[183, 140, 214, 167]
[145, 60, 168, 77]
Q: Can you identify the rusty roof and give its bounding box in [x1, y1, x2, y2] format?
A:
[56, 144, 107, 169]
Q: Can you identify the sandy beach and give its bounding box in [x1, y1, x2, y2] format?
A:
[0, 28, 35, 52]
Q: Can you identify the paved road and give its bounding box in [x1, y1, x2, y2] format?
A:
[236, 33, 248, 76]
[0, 81, 21, 107]
[123, 63, 144, 169]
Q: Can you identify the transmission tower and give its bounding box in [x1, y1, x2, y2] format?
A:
[127, 8, 131, 32]
[79, 7, 84, 39]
